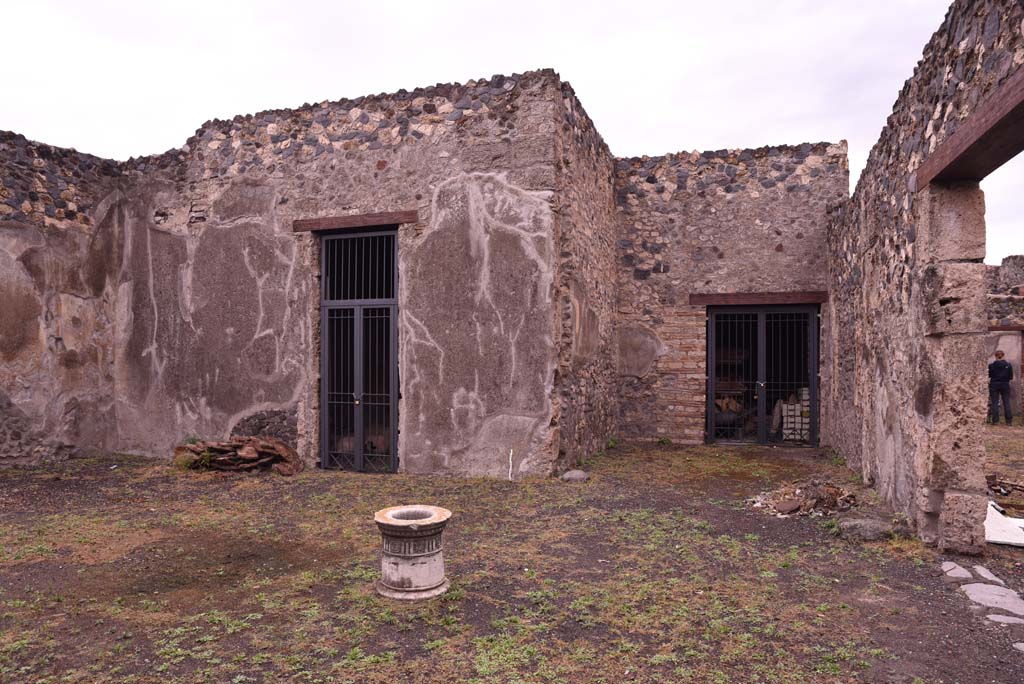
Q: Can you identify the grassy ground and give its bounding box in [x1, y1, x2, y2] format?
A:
[1, 442, 1021, 683]
[985, 421, 1024, 516]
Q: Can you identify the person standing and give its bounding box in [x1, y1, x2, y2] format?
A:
[989, 350, 1014, 425]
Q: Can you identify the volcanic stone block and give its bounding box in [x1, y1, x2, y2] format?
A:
[917, 183, 986, 263]
[938, 492, 986, 554]
[922, 262, 989, 336]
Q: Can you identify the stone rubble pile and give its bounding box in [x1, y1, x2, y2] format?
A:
[748, 478, 856, 516]
[172, 436, 303, 476]
[987, 474, 1024, 498]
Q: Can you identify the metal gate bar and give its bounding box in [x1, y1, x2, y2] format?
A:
[320, 230, 399, 472]
[323, 308, 357, 470]
[361, 307, 394, 472]
[765, 312, 811, 443]
[707, 305, 819, 446]
[708, 312, 758, 441]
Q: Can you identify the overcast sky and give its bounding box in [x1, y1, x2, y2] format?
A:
[2, 0, 1020, 264]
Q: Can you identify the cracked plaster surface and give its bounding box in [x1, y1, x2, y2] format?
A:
[399, 173, 557, 477]
[112, 180, 308, 454]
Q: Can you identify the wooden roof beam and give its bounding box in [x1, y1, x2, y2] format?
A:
[914, 66, 1024, 189]
[688, 291, 828, 306]
[293, 210, 419, 233]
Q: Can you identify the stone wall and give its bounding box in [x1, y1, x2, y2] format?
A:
[995, 254, 1024, 289]
[988, 255, 1024, 327]
[124, 70, 566, 477]
[987, 294, 1024, 326]
[0, 133, 125, 465]
[825, 0, 1024, 552]
[1, 70, 570, 477]
[614, 144, 848, 441]
[550, 83, 620, 467]
[230, 407, 299, 445]
[987, 255, 1024, 416]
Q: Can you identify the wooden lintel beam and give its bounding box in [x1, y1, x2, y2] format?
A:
[292, 210, 419, 233]
[989, 325, 1024, 332]
[688, 291, 829, 306]
[914, 66, 1024, 188]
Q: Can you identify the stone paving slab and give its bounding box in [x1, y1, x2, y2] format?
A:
[973, 565, 1006, 585]
[987, 614, 1024, 625]
[941, 561, 973, 579]
[959, 583, 1024, 617]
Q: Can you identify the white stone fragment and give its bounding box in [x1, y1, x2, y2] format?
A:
[1015, 642, 1024, 654]
[561, 469, 590, 483]
[985, 502, 1024, 547]
[960, 583, 1024, 617]
[941, 561, 972, 579]
[973, 565, 1006, 585]
[987, 614, 1024, 625]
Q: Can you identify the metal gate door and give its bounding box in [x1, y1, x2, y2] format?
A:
[707, 306, 818, 445]
[320, 231, 398, 472]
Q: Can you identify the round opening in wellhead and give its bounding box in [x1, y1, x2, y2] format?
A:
[391, 508, 434, 521]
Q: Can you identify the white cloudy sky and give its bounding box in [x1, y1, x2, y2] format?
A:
[2, 0, 1020, 264]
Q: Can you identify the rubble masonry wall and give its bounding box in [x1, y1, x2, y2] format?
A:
[988, 255, 1024, 327]
[825, 0, 1024, 552]
[613, 144, 848, 442]
[551, 83, 621, 466]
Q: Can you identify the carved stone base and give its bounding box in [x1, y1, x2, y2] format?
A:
[375, 578, 450, 601]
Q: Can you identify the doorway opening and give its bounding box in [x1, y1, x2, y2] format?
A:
[320, 230, 399, 472]
[707, 305, 819, 445]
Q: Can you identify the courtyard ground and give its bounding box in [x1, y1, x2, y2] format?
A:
[1, 437, 1023, 684]
[986, 421, 1024, 517]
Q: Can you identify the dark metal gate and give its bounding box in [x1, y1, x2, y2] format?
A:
[320, 230, 398, 472]
[707, 306, 819, 445]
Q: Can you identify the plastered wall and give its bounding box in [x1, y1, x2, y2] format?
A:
[0, 135, 124, 464]
[1, 72, 578, 477]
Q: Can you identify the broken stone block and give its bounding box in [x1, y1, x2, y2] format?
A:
[838, 517, 892, 541]
[937, 492, 986, 554]
[774, 499, 801, 515]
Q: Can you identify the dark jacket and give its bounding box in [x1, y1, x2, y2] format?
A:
[989, 359, 1014, 384]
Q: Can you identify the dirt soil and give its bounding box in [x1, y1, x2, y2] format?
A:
[986, 422, 1024, 517]
[1, 441, 1023, 684]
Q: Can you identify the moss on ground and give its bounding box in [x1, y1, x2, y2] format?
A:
[0, 442, 1013, 683]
